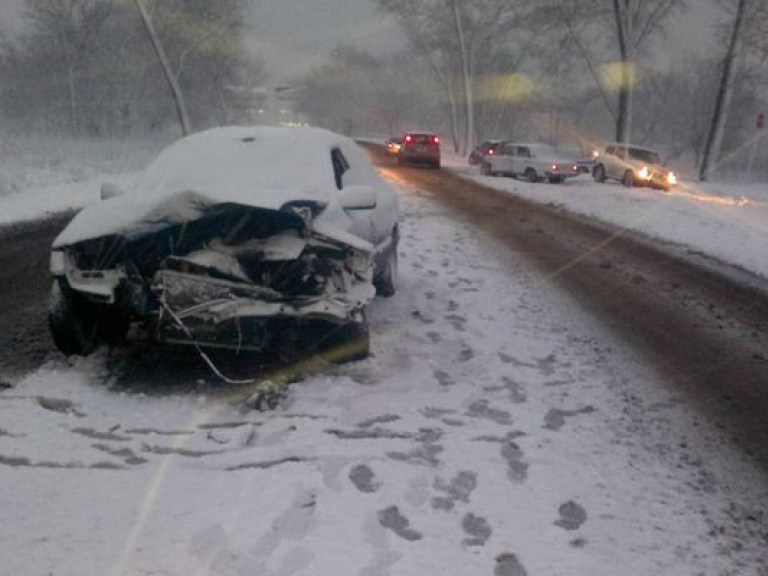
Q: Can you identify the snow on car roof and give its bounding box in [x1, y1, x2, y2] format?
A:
[53, 126, 361, 248]
[602, 142, 661, 153]
[139, 126, 340, 197]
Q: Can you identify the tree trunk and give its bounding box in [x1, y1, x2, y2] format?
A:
[613, 0, 633, 144]
[699, 0, 748, 182]
[452, 0, 474, 155]
[446, 80, 461, 153]
[67, 65, 77, 135]
[134, 0, 192, 136]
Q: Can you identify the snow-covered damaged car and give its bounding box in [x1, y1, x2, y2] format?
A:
[48, 126, 400, 360]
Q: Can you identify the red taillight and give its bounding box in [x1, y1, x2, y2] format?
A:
[433, 136, 440, 144]
[404, 135, 412, 143]
[488, 149, 494, 155]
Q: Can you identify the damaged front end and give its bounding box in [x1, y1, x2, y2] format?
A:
[51, 203, 374, 354]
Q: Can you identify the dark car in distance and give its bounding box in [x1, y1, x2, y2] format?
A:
[398, 132, 441, 169]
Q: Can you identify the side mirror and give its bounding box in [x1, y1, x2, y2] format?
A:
[338, 185, 377, 211]
[101, 182, 125, 200]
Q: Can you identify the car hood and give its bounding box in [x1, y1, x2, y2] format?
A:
[53, 184, 338, 249]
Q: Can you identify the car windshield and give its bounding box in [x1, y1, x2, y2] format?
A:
[2, 2, 767, 576]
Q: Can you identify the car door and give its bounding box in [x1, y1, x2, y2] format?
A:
[514, 146, 531, 174]
[337, 142, 399, 249]
[493, 142, 516, 173]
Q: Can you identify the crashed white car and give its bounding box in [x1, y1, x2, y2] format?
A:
[48, 126, 400, 360]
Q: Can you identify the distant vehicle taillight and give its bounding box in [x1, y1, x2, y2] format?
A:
[405, 135, 412, 143]
[433, 136, 440, 144]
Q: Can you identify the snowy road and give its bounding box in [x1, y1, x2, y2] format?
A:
[1, 162, 767, 575]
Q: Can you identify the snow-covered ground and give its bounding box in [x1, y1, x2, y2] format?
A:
[444, 154, 768, 282]
[0, 134, 168, 226]
[1, 156, 767, 574]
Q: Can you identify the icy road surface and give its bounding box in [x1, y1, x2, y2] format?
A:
[1, 175, 767, 576]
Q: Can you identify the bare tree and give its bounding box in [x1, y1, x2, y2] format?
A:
[612, 0, 686, 143]
[20, 0, 113, 134]
[1, 0, 262, 136]
[699, 0, 768, 180]
[377, 0, 523, 154]
[554, 0, 685, 143]
[134, 0, 191, 135]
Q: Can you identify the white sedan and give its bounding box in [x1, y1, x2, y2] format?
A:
[481, 142, 580, 183]
[48, 126, 400, 361]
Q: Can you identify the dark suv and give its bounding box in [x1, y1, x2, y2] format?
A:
[398, 132, 441, 168]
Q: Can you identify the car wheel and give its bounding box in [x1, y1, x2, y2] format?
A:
[49, 283, 129, 356]
[524, 168, 538, 183]
[374, 233, 398, 298]
[48, 283, 100, 356]
[593, 164, 606, 183]
[622, 170, 635, 188]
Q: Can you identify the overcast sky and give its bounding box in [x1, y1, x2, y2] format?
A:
[1, 0, 724, 82]
[245, 0, 401, 83]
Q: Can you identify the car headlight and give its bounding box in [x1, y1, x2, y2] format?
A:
[667, 172, 677, 185]
[638, 166, 650, 180]
[50, 250, 66, 276]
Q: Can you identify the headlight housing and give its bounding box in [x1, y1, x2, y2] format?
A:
[50, 250, 66, 276]
[667, 172, 677, 186]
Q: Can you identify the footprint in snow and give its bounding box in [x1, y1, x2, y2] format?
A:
[431, 471, 477, 511]
[349, 464, 380, 493]
[421, 407, 457, 419]
[501, 377, 527, 403]
[495, 553, 528, 576]
[411, 310, 435, 325]
[92, 444, 148, 466]
[554, 500, 587, 531]
[465, 400, 513, 426]
[71, 427, 130, 442]
[457, 346, 474, 363]
[445, 314, 467, 332]
[378, 506, 422, 541]
[426, 331, 442, 343]
[462, 512, 492, 547]
[356, 415, 401, 429]
[500, 442, 528, 484]
[543, 406, 596, 431]
[433, 370, 455, 387]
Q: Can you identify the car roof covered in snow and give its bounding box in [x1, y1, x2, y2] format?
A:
[139, 126, 341, 196]
[53, 126, 377, 247]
